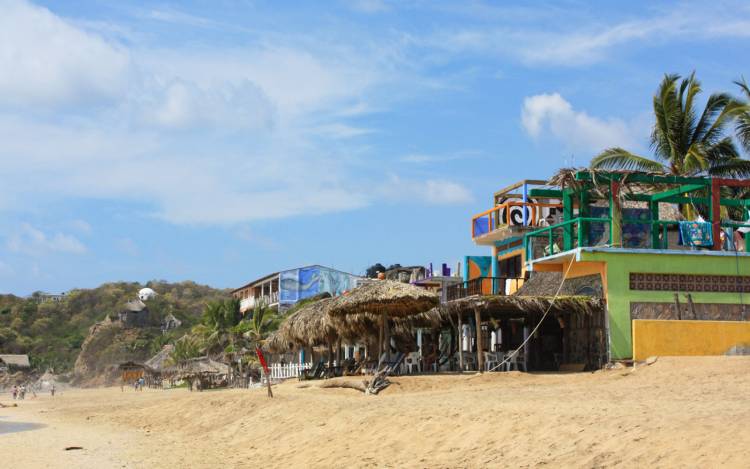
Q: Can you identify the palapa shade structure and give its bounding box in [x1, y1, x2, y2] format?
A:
[329, 280, 439, 361]
[329, 280, 439, 318]
[281, 296, 340, 347]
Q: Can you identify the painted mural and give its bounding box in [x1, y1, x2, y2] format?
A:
[464, 256, 492, 280]
[279, 265, 359, 304]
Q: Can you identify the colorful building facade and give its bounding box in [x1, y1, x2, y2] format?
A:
[470, 171, 750, 360]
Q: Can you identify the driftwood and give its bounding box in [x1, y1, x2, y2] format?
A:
[318, 370, 392, 395]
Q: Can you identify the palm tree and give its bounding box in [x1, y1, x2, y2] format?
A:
[591, 72, 750, 178]
[245, 301, 274, 398]
[735, 77, 750, 156]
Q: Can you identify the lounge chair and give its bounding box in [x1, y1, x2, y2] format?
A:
[299, 360, 326, 380]
[379, 352, 406, 376]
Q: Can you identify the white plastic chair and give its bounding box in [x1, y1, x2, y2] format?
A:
[484, 351, 500, 371]
[504, 349, 527, 372]
[405, 352, 421, 374]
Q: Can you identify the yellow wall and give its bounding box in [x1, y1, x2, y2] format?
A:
[632, 319, 750, 360]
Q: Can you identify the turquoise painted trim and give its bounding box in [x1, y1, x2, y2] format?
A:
[497, 244, 522, 256]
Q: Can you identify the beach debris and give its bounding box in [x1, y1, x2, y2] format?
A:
[645, 356, 658, 366]
[64, 446, 84, 451]
[725, 344, 750, 356]
[0, 402, 18, 408]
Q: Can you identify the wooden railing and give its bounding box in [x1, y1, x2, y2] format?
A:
[471, 202, 562, 238]
[445, 277, 525, 302]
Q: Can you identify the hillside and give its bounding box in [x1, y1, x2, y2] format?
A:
[0, 281, 230, 373]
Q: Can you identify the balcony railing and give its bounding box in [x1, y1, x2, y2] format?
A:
[471, 202, 563, 238]
[239, 291, 280, 312]
[445, 277, 525, 302]
[524, 217, 750, 263]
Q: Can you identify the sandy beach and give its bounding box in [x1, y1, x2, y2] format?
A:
[2, 356, 749, 468]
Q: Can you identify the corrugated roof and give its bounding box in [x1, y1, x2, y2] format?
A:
[0, 354, 30, 368]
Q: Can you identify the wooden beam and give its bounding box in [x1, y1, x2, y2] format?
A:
[528, 188, 562, 198]
[610, 181, 622, 247]
[575, 171, 709, 185]
[475, 308, 484, 373]
[651, 184, 705, 202]
[711, 178, 722, 251]
[457, 310, 464, 371]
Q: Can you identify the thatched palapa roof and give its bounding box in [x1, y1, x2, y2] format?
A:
[445, 294, 605, 319]
[144, 344, 174, 372]
[168, 356, 229, 377]
[329, 280, 439, 318]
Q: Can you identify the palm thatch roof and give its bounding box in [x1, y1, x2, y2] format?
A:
[328, 280, 439, 318]
[0, 354, 30, 368]
[283, 296, 340, 346]
[551, 168, 684, 220]
[167, 356, 229, 377]
[515, 272, 603, 297]
[144, 345, 174, 372]
[444, 294, 605, 318]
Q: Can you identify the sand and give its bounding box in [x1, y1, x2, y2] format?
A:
[2, 356, 749, 468]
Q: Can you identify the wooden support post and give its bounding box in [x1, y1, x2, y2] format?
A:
[562, 188, 574, 251]
[475, 308, 484, 372]
[383, 313, 391, 362]
[610, 181, 622, 247]
[580, 189, 590, 248]
[378, 315, 384, 364]
[457, 310, 464, 371]
[327, 342, 334, 376]
[711, 178, 722, 251]
[335, 338, 342, 366]
[649, 201, 661, 249]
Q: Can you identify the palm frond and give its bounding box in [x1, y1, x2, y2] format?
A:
[590, 148, 666, 172]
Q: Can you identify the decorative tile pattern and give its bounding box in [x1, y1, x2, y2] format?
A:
[629, 273, 750, 293]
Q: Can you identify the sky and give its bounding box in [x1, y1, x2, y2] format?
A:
[2, 0, 750, 295]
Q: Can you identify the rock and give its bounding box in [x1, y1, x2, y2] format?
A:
[725, 344, 750, 356]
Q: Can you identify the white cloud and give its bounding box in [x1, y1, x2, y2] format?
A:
[0, 1, 481, 226]
[521, 93, 637, 153]
[423, 4, 750, 66]
[381, 177, 473, 205]
[140, 79, 275, 131]
[7, 223, 86, 255]
[0, 0, 130, 108]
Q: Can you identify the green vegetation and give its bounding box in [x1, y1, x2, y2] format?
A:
[591, 72, 750, 177]
[0, 281, 229, 372]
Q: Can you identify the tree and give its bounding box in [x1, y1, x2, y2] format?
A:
[735, 77, 750, 156]
[245, 301, 274, 398]
[591, 72, 750, 178]
[365, 263, 387, 278]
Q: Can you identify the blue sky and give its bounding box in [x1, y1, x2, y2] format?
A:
[2, 0, 750, 295]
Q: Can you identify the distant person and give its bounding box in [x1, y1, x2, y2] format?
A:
[50, 384, 56, 397]
[11, 385, 17, 400]
[19, 385, 26, 400]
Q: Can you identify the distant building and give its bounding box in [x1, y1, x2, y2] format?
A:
[138, 287, 157, 301]
[34, 291, 67, 303]
[233, 265, 362, 313]
[161, 313, 182, 333]
[118, 299, 152, 328]
[0, 354, 30, 372]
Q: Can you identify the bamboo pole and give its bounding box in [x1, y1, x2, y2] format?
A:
[457, 310, 464, 371]
[384, 313, 391, 362]
[475, 308, 484, 372]
[378, 315, 384, 366]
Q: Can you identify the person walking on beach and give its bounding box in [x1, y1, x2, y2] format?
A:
[19, 384, 26, 400]
[50, 384, 56, 397]
[11, 385, 17, 400]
